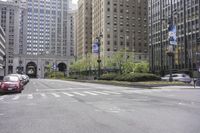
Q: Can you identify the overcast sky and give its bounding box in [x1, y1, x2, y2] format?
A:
[0, 0, 78, 4]
[72, 0, 78, 4]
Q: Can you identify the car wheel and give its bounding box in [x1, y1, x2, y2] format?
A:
[17, 89, 22, 93]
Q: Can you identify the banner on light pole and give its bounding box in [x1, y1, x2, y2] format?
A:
[92, 42, 99, 54]
[168, 25, 177, 45]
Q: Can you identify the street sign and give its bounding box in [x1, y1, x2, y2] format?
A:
[52, 63, 57, 70]
[92, 42, 99, 54]
[168, 24, 177, 45]
[197, 37, 200, 43]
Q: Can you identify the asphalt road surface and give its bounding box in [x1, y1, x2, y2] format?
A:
[0, 79, 200, 133]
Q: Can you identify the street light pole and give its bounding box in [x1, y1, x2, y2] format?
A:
[150, 0, 154, 73]
[96, 33, 103, 79]
[125, 34, 129, 62]
[160, 0, 163, 76]
[183, 0, 188, 69]
[3, 55, 6, 76]
[167, 0, 175, 82]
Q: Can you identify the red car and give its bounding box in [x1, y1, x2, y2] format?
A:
[0, 76, 24, 93]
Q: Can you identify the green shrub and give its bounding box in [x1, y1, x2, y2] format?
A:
[114, 73, 160, 82]
[46, 71, 65, 79]
[99, 73, 119, 80]
[68, 75, 78, 79]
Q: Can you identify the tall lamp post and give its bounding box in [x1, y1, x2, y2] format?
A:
[166, 0, 177, 82]
[96, 33, 103, 79]
[3, 55, 6, 76]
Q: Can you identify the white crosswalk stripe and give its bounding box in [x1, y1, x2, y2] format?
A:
[51, 93, 60, 98]
[40, 93, 46, 98]
[92, 91, 110, 95]
[27, 94, 33, 99]
[84, 91, 98, 96]
[12, 95, 20, 100]
[62, 92, 74, 97]
[72, 92, 86, 96]
[0, 90, 125, 102]
[103, 91, 121, 95]
[0, 96, 6, 100]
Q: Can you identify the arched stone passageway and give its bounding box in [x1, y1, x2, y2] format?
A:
[26, 62, 37, 78]
[57, 63, 67, 72]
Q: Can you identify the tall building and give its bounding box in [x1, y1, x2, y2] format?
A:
[67, 0, 77, 57]
[148, 0, 200, 75]
[26, 0, 68, 57]
[92, 0, 148, 61]
[12, 0, 73, 78]
[0, 26, 6, 79]
[0, 0, 24, 74]
[77, 0, 92, 58]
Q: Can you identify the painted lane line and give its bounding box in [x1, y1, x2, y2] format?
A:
[51, 93, 60, 98]
[0, 96, 6, 100]
[27, 94, 33, 99]
[72, 92, 86, 96]
[63, 92, 74, 97]
[40, 93, 46, 97]
[84, 91, 98, 96]
[12, 95, 20, 100]
[37, 89, 73, 92]
[92, 91, 110, 95]
[103, 91, 121, 95]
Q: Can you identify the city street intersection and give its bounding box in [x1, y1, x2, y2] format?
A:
[0, 79, 200, 133]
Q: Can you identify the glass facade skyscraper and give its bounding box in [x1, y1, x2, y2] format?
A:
[148, 0, 200, 75]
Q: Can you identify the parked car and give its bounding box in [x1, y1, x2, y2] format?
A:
[8, 74, 26, 85]
[21, 74, 29, 84]
[0, 75, 24, 93]
[161, 73, 192, 83]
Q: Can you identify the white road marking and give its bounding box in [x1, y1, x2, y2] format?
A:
[0, 96, 5, 100]
[63, 92, 74, 97]
[40, 93, 46, 97]
[51, 93, 60, 98]
[37, 89, 73, 92]
[92, 91, 109, 95]
[103, 91, 121, 95]
[84, 91, 98, 96]
[72, 92, 86, 96]
[27, 94, 33, 99]
[12, 95, 20, 100]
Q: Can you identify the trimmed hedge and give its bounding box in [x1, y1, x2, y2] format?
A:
[100, 73, 160, 82]
[99, 73, 119, 80]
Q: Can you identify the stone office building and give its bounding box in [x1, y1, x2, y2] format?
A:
[92, 0, 148, 61]
[12, 0, 73, 78]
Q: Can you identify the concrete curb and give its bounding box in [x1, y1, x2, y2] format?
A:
[63, 79, 193, 89]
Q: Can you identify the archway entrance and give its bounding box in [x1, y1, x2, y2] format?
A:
[57, 63, 67, 72]
[26, 62, 37, 78]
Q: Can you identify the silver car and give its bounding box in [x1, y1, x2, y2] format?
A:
[161, 73, 192, 83]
